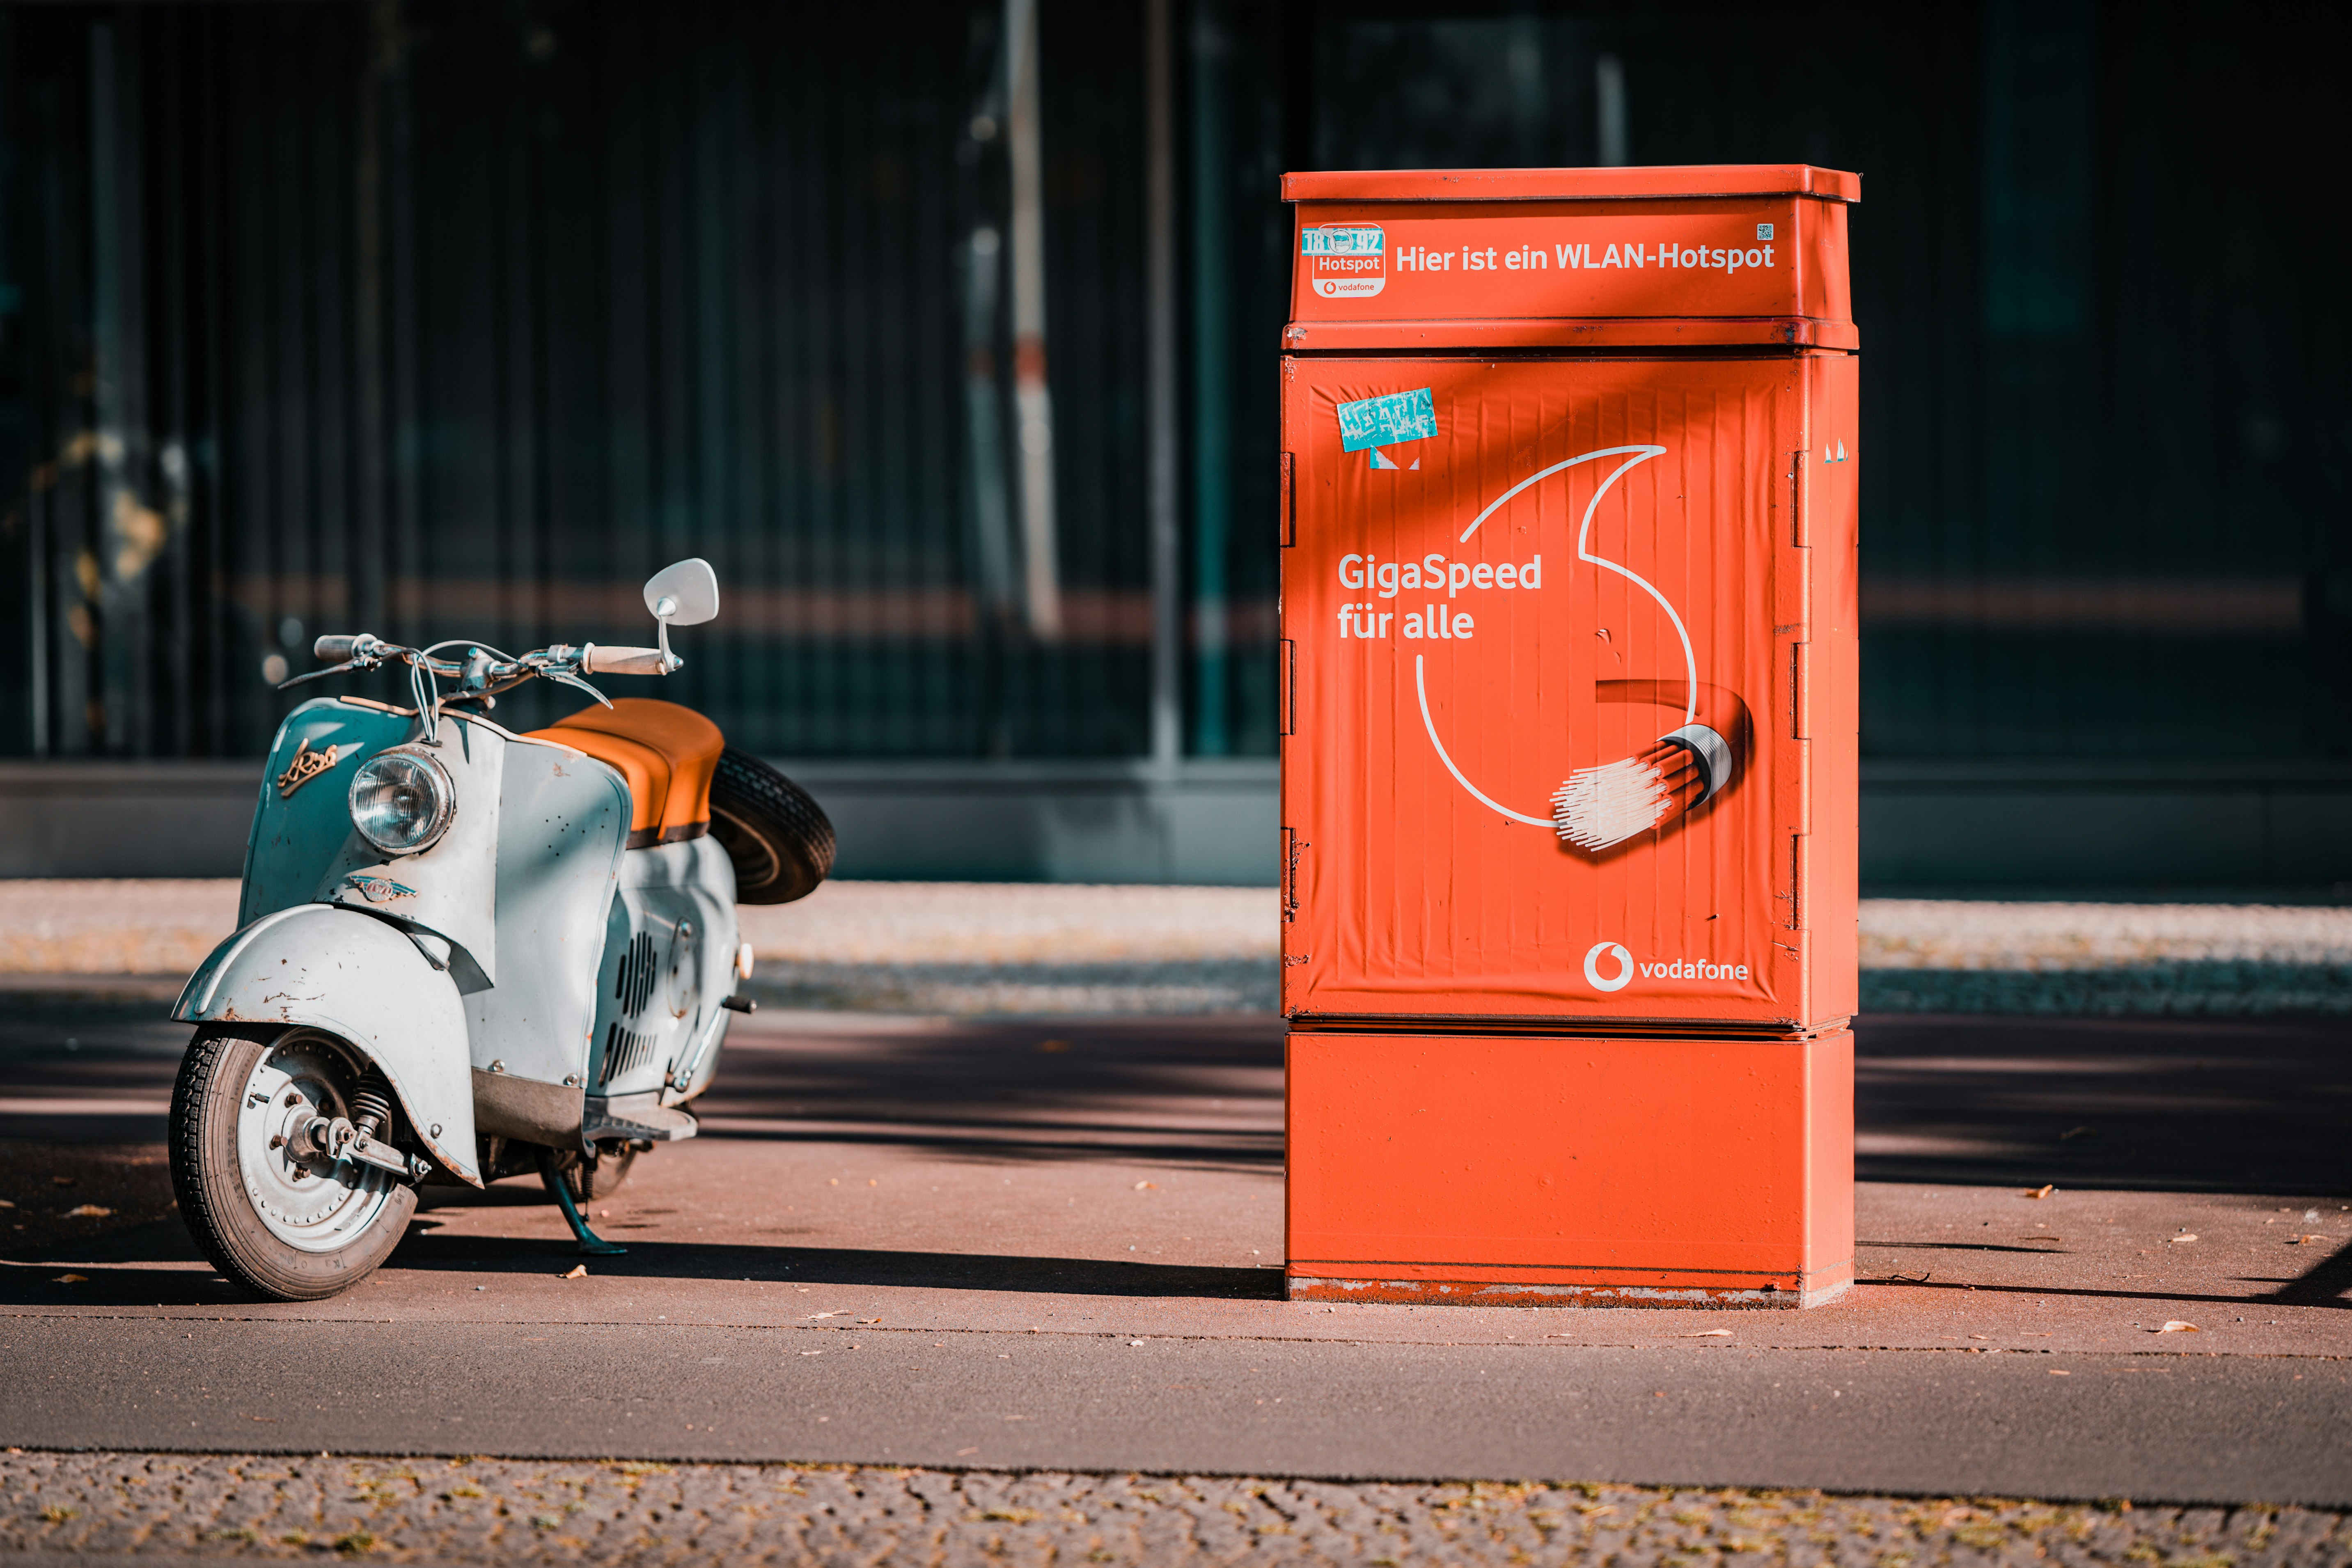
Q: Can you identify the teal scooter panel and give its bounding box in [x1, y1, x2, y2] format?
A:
[239, 700, 413, 928]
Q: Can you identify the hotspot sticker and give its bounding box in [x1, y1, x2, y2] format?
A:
[1302, 223, 1385, 298]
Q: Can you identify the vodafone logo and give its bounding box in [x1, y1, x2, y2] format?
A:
[1583, 941, 1633, 993]
[1584, 941, 1754, 993]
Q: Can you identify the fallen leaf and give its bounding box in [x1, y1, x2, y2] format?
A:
[2024, 1184, 2056, 1199]
[2059, 1126, 2095, 1141]
[2291, 1234, 2328, 1245]
[1036, 1039, 1071, 1054]
[1969, 1334, 1991, 1341]
[560, 1265, 587, 1280]
[1886, 1271, 1932, 1283]
[1128, 1340, 1147, 1347]
[868, 1179, 877, 1187]
[2155, 1320, 2198, 1333]
[53, 1274, 86, 1284]
[50, 1176, 75, 1187]
[805, 1311, 844, 1320]
[2048, 1370, 2071, 1376]
[65, 1204, 113, 1218]
[1677, 1330, 1733, 1338]
[799, 1350, 824, 1357]
[862, 1317, 883, 1324]
[1133, 1181, 1157, 1191]
[2167, 1235, 2198, 1245]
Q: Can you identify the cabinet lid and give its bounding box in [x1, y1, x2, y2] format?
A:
[1284, 164, 1860, 205]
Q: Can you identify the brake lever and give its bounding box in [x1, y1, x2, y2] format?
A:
[275, 659, 367, 692]
[543, 669, 614, 709]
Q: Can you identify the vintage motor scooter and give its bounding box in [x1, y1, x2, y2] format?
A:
[167, 559, 832, 1302]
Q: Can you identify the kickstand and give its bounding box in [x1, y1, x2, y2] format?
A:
[538, 1147, 628, 1256]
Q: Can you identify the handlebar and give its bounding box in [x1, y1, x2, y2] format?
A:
[581, 645, 669, 676]
[277, 630, 676, 708]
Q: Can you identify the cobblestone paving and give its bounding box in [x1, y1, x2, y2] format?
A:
[3, 1453, 2346, 1565]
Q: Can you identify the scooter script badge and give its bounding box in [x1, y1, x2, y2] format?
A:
[344, 873, 417, 904]
[275, 738, 344, 798]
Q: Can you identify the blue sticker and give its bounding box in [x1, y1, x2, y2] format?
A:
[1336, 387, 1437, 453]
[1301, 225, 1385, 257]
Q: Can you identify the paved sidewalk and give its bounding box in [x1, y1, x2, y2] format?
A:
[4, 880, 2350, 1533]
[11, 880, 2352, 1013]
[5, 1452, 2346, 1566]
[3, 1007, 2348, 1507]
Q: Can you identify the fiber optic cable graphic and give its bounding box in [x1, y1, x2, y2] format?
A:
[1417, 441, 1749, 851]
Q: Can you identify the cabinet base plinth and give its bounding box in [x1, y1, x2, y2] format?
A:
[1286, 1029, 1856, 1309]
[1283, 1272, 1852, 1309]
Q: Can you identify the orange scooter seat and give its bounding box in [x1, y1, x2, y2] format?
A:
[528, 699, 724, 848]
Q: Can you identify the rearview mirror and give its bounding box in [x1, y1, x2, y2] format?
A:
[643, 558, 720, 627]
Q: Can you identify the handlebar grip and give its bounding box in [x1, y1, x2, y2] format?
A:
[582, 644, 671, 676]
[313, 634, 363, 663]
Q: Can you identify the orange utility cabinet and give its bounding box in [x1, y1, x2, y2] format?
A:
[1279, 166, 1859, 1308]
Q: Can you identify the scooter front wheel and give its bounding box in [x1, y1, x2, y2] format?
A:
[169, 1027, 417, 1302]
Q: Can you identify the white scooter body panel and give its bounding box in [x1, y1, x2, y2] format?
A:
[591, 835, 739, 1105]
[463, 733, 631, 1142]
[173, 904, 481, 1186]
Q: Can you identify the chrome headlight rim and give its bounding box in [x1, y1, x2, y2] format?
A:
[347, 746, 457, 857]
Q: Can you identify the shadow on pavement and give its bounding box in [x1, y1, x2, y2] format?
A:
[395, 1229, 1288, 1300]
[0, 1215, 1283, 1309]
[1855, 1012, 2352, 1195]
[689, 1013, 1284, 1173]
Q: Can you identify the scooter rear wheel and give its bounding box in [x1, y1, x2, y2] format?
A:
[709, 747, 833, 904]
[169, 1027, 417, 1302]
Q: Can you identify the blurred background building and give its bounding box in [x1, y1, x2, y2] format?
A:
[1, 0, 2344, 888]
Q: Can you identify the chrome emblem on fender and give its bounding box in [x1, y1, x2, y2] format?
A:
[275, 738, 344, 798]
[344, 873, 417, 903]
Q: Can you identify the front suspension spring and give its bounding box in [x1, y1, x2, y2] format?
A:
[349, 1071, 396, 1140]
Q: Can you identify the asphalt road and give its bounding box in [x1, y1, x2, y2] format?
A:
[4, 1317, 2347, 1506]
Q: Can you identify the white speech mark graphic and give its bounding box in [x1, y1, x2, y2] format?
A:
[1584, 941, 1634, 992]
[1420, 443, 1691, 826]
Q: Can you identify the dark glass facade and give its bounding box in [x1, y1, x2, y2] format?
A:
[3, 0, 2347, 773]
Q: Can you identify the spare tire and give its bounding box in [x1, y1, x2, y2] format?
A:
[708, 747, 834, 904]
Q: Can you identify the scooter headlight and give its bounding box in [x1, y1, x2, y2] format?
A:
[348, 749, 456, 856]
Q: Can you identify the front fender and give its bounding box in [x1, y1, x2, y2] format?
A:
[174, 905, 482, 1186]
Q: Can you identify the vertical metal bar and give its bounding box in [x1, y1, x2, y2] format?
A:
[1003, 0, 1058, 640]
[89, 16, 145, 755]
[1188, 2, 1231, 754]
[1145, 0, 1179, 768]
[1595, 55, 1628, 167]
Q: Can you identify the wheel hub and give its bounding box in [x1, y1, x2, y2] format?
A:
[235, 1033, 397, 1252]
